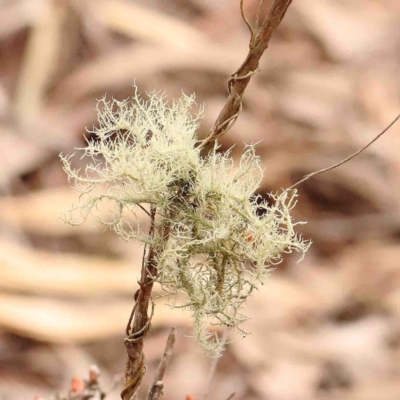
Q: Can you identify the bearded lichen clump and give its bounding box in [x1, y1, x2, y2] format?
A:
[60, 89, 310, 357]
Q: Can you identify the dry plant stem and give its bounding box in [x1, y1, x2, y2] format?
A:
[255, 0, 265, 27]
[197, 0, 292, 150]
[240, 0, 254, 37]
[122, 205, 174, 400]
[146, 327, 177, 400]
[122, 206, 158, 400]
[289, 112, 400, 190]
[126, 242, 149, 336]
[118, 2, 295, 398]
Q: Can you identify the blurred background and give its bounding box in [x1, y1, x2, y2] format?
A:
[1, 0, 400, 399]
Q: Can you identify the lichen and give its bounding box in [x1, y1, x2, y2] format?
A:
[60, 88, 310, 357]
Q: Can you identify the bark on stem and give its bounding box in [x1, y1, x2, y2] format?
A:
[122, 206, 157, 400]
[197, 0, 292, 150]
[121, 205, 173, 400]
[146, 327, 177, 400]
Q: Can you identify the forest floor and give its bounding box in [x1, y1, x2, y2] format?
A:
[1, 1, 400, 399]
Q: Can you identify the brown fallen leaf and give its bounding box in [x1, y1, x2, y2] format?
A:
[0, 127, 47, 186]
[52, 43, 243, 104]
[0, 238, 139, 297]
[292, 0, 386, 62]
[14, 0, 68, 124]
[0, 0, 37, 39]
[90, 0, 210, 51]
[0, 294, 189, 343]
[0, 188, 149, 236]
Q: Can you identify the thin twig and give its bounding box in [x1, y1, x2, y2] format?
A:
[124, 301, 155, 344]
[138, 203, 151, 217]
[240, 0, 254, 37]
[261, 0, 292, 31]
[197, 0, 292, 150]
[122, 201, 177, 400]
[125, 299, 138, 337]
[288, 112, 400, 190]
[146, 327, 177, 400]
[126, 243, 148, 335]
[121, 206, 159, 400]
[255, 0, 265, 29]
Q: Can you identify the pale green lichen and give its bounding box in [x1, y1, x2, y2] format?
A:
[60, 88, 310, 357]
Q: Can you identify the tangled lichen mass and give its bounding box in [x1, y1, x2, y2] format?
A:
[60, 89, 310, 357]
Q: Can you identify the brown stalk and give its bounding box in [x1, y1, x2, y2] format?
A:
[121, 1, 293, 399]
[121, 206, 156, 400]
[146, 327, 177, 400]
[197, 0, 293, 150]
[121, 203, 175, 400]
